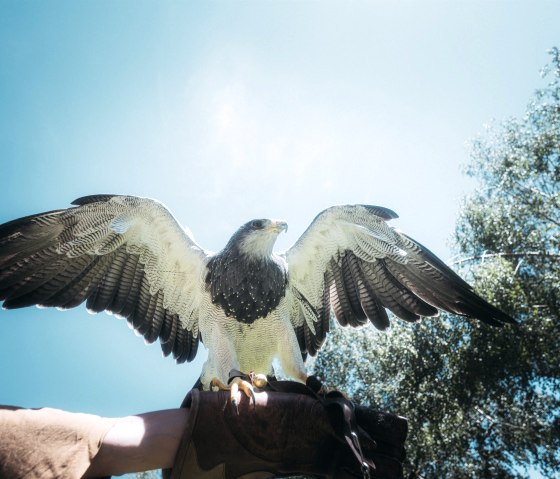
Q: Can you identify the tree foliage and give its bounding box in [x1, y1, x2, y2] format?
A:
[312, 48, 560, 478]
[129, 471, 161, 479]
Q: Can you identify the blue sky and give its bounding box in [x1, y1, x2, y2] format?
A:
[0, 0, 558, 433]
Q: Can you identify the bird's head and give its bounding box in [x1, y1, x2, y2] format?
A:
[228, 218, 288, 258]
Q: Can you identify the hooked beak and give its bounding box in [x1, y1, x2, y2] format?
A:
[270, 220, 288, 233]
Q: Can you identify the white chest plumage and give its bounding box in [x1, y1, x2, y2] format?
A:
[198, 294, 304, 389]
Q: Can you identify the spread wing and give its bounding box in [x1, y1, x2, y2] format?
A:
[0, 194, 209, 363]
[283, 204, 516, 357]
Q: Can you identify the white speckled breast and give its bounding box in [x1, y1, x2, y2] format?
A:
[198, 295, 303, 388]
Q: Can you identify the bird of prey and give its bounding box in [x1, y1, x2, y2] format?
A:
[0, 195, 515, 401]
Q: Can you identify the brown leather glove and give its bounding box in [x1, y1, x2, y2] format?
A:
[167, 382, 407, 479]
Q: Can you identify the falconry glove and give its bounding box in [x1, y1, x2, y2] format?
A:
[166, 379, 407, 479]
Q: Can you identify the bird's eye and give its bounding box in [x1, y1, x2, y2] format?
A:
[251, 220, 265, 229]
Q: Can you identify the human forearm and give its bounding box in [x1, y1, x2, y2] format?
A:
[83, 408, 188, 477]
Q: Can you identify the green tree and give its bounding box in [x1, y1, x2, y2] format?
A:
[312, 48, 560, 478]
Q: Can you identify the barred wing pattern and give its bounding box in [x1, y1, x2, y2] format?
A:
[284, 205, 515, 357]
[0, 195, 209, 363]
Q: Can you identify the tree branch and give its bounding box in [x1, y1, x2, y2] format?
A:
[449, 251, 560, 267]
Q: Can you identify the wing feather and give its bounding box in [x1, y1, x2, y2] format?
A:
[359, 259, 437, 321]
[285, 204, 516, 357]
[109, 254, 140, 315]
[88, 249, 129, 312]
[145, 294, 166, 344]
[160, 309, 178, 357]
[341, 253, 368, 325]
[119, 258, 145, 318]
[330, 261, 355, 327]
[128, 275, 153, 328]
[313, 275, 332, 354]
[56, 256, 110, 309]
[137, 289, 161, 337]
[0, 195, 208, 363]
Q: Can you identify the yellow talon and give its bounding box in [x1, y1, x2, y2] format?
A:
[251, 372, 268, 389]
[210, 376, 256, 414]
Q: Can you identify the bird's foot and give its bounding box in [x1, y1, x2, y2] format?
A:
[210, 377, 230, 391]
[210, 371, 268, 414]
[248, 371, 268, 389]
[229, 376, 256, 414]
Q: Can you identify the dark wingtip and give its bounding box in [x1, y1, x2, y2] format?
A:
[71, 194, 122, 206]
[458, 301, 518, 327]
[363, 205, 399, 221]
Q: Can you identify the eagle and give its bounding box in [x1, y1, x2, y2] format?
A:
[0, 195, 515, 402]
